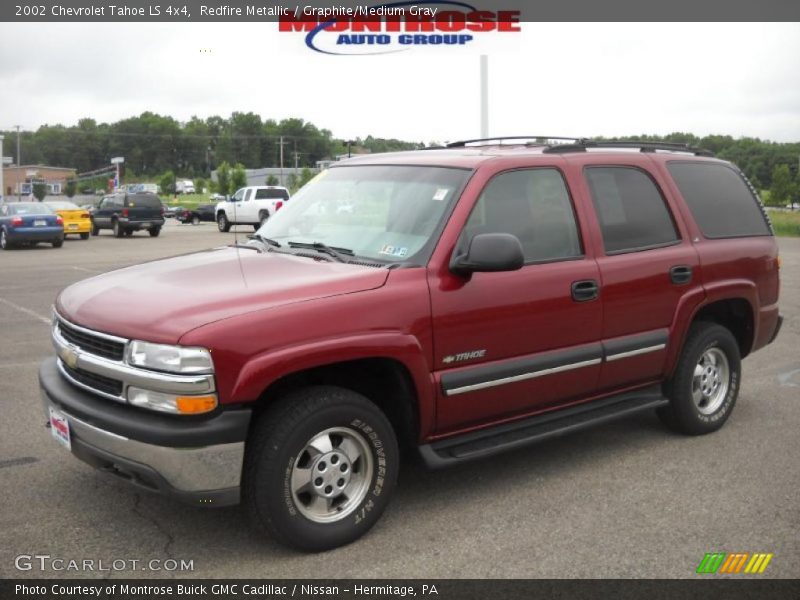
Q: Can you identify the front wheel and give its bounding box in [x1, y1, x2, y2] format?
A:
[91, 223, 99, 236]
[191, 215, 200, 226]
[243, 386, 398, 552]
[658, 322, 741, 435]
[217, 213, 231, 232]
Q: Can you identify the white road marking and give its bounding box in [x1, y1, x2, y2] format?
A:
[0, 297, 50, 324]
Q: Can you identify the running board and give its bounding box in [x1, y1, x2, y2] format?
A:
[419, 386, 668, 469]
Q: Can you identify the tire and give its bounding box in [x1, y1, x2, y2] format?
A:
[191, 215, 200, 226]
[80, 232, 90, 240]
[658, 322, 741, 435]
[217, 213, 231, 232]
[113, 220, 124, 238]
[243, 386, 399, 552]
[258, 211, 269, 227]
[149, 227, 161, 237]
[0, 229, 11, 250]
[91, 224, 99, 236]
[124, 229, 133, 237]
[52, 237, 64, 248]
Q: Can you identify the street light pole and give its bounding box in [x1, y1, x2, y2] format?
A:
[16, 125, 21, 200]
[0, 135, 4, 202]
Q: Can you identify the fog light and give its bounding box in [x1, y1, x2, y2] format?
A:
[127, 387, 217, 414]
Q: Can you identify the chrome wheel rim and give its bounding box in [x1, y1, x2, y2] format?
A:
[290, 427, 373, 524]
[692, 347, 730, 415]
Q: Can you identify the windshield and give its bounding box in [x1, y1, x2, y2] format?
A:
[256, 165, 470, 263]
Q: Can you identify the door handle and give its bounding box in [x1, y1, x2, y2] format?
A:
[571, 279, 599, 302]
[670, 265, 693, 285]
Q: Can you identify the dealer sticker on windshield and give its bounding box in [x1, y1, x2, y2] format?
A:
[432, 188, 449, 201]
[49, 407, 71, 451]
[379, 245, 408, 257]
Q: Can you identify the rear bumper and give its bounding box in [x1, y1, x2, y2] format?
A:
[39, 357, 250, 507]
[117, 217, 165, 230]
[64, 222, 91, 234]
[7, 227, 63, 241]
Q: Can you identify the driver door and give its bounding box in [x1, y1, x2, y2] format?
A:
[429, 167, 603, 433]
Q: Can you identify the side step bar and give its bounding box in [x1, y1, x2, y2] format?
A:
[419, 386, 668, 469]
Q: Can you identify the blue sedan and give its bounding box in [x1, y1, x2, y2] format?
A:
[0, 202, 65, 250]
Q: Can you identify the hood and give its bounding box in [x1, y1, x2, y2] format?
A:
[57, 247, 389, 344]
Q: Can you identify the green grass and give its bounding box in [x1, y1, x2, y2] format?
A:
[160, 193, 213, 209]
[767, 209, 800, 237]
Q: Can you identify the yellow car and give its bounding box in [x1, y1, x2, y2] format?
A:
[45, 201, 92, 239]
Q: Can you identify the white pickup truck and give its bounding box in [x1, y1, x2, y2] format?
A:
[215, 186, 290, 232]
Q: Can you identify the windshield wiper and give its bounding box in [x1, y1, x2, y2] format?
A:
[247, 233, 281, 248]
[288, 241, 354, 263]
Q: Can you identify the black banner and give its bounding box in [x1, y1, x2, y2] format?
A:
[2, 0, 800, 22]
[3, 579, 800, 600]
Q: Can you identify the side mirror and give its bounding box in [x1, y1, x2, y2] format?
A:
[451, 233, 524, 276]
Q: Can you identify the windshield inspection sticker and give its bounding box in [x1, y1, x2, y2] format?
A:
[379, 245, 408, 257]
[432, 188, 449, 201]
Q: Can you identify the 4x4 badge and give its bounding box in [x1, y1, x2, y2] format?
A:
[443, 350, 487, 364]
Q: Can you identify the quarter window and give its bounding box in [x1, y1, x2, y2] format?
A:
[464, 168, 582, 263]
[585, 167, 679, 253]
[667, 162, 771, 238]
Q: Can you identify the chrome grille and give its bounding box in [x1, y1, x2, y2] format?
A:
[57, 320, 126, 361]
[61, 362, 124, 397]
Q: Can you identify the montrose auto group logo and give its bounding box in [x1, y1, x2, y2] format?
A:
[278, 1, 521, 55]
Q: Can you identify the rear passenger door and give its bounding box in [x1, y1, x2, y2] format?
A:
[430, 167, 603, 433]
[574, 157, 703, 392]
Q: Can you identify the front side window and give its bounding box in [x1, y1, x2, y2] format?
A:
[463, 168, 582, 263]
[585, 167, 679, 254]
[258, 165, 470, 263]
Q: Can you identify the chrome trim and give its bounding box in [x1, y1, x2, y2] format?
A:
[445, 358, 602, 396]
[42, 392, 243, 492]
[605, 343, 666, 362]
[52, 314, 216, 399]
[54, 313, 128, 344]
[57, 358, 126, 404]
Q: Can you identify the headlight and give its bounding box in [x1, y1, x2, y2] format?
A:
[127, 340, 213, 374]
[128, 387, 218, 415]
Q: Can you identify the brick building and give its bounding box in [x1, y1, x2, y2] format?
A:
[2, 165, 77, 199]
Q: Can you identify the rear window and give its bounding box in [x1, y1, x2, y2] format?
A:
[667, 162, 771, 238]
[7, 203, 53, 215]
[45, 201, 79, 210]
[126, 194, 162, 208]
[255, 188, 289, 200]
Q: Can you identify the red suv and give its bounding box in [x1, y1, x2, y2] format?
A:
[40, 138, 782, 551]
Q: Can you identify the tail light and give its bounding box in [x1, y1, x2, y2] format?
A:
[80, 213, 90, 219]
[56, 216, 64, 226]
[275, 201, 283, 211]
[11, 216, 23, 227]
[122, 208, 129, 217]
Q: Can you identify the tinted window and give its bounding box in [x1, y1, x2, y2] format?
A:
[464, 169, 582, 263]
[9, 203, 53, 215]
[667, 162, 771, 238]
[126, 194, 161, 208]
[255, 188, 289, 200]
[585, 167, 679, 253]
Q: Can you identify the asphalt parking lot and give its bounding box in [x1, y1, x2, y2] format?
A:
[0, 220, 798, 579]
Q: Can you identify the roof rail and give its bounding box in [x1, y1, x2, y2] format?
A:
[543, 140, 714, 157]
[446, 136, 585, 148]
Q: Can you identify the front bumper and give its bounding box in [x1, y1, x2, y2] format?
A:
[39, 357, 251, 507]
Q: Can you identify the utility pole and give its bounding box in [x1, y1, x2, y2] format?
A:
[278, 136, 289, 186]
[480, 55, 489, 138]
[293, 139, 299, 174]
[16, 125, 21, 200]
[0, 135, 4, 201]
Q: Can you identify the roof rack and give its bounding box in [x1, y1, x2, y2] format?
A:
[446, 136, 584, 148]
[542, 140, 714, 157]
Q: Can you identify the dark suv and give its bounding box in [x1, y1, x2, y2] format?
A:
[91, 192, 165, 237]
[40, 138, 781, 552]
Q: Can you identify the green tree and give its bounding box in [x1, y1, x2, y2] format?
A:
[216, 161, 232, 196]
[231, 163, 247, 191]
[770, 164, 793, 205]
[194, 177, 206, 194]
[32, 182, 47, 201]
[64, 177, 77, 198]
[266, 174, 279, 186]
[298, 167, 315, 188]
[159, 170, 176, 195]
[286, 173, 298, 193]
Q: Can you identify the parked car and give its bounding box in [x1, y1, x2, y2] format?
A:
[161, 203, 183, 218]
[176, 180, 196, 194]
[40, 139, 782, 552]
[91, 192, 165, 237]
[177, 204, 216, 225]
[215, 186, 290, 231]
[45, 200, 92, 240]
[1, 202, 64, 249]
